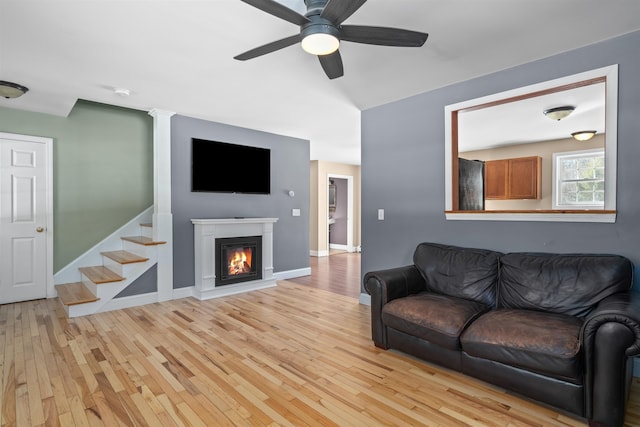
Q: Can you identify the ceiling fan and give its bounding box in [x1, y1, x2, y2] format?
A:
[234, 0, 428, 79]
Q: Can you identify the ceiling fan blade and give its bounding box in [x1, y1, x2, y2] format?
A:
[234, 34, 301, 60]
[341, 25, 428, 47]
[318, 50, 344, 79]
[320, 0, 367, 25]
[239, 0, 310, 26]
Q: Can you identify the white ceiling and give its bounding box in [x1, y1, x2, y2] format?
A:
[458, 82, 606, 152]
[1, 0, 640, 165]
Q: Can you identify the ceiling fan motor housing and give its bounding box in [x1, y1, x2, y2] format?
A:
[304, 0, 329, 16]
[302, 0, 340, 40]
[301, 18, 340, 41]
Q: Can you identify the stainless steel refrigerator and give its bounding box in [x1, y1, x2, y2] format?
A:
[458, 158, 485, 211]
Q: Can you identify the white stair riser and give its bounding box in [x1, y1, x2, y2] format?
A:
[81, 277, 98, 296]
[122, 240, 157, 258]
[102, 256, 150, 277]
[95, 266, 145, 298]
[140, 225, 153, 239]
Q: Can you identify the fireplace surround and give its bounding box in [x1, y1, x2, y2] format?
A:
[192, 218, 278, 300]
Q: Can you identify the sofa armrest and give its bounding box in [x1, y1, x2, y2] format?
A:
[582, 292, 640, 357]
[364, 265, 425, 302]
[581, 292, 640, 426]
[363, 265, 425, 348]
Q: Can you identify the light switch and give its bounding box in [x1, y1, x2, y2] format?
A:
[292, 209, 301, 217]
[378, 209, 384, 220]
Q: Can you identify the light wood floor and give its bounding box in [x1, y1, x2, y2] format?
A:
[1, 258, 640, 426]
[292, 252, 362, 299]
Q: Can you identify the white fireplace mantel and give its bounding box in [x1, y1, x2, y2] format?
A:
[191, 218, 278, 300]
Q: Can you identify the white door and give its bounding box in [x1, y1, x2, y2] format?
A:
[0, 133, 52, 304]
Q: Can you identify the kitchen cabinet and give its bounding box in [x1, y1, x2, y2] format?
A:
[485, 156, 541, 200]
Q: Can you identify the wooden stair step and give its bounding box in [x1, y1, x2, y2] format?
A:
[56, 282, 99, 306]
[79, 266, 125, 284]
[121, 236, 166, 246]
[101, 250, 149, 264]
[140, 223, 152, 228]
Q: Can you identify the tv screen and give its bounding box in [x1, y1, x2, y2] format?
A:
[191, 138, 270, 194]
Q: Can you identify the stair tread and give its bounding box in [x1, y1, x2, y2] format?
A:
[101, 250, 149, 264]
[140, 223, 152, 228]
[79, 266, 125, 284]
[56, 282, 99, 306]
[121, 235, 166, 246]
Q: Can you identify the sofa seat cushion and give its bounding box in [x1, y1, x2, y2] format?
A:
[460, 309, 583, 383]
[382, 293, 490, 351]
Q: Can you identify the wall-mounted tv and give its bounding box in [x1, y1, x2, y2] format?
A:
[192, 138, 271, 194]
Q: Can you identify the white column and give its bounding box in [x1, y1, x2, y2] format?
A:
[149, 109, 175, 302]
[262, 221, 274, 280]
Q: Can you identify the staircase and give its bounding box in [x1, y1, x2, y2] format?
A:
[55, 219, 166, 318]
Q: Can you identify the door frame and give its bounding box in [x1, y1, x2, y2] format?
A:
[326, 173, 354, 253]
[0, 132, 54, 298]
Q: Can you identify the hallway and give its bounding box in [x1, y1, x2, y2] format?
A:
[289, 252, 361, 298]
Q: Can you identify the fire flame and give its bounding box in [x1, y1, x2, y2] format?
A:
[228, 248, 252, 275]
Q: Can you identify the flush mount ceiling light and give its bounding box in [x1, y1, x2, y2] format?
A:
[572, 130, 597, 141]
[543, 106, 575, 121]
[0, 81, 29, 99]
[113, 87, 130, 97]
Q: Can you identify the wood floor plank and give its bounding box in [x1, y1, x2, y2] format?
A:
[3, 253, 640, 426]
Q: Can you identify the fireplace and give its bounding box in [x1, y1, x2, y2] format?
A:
[191, 218, 278, 300]
[215, 236, 262, 286]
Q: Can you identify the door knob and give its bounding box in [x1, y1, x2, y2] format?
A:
[36, 227, 44, 233]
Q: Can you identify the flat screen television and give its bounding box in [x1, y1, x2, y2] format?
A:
[191, 138, 270, 194]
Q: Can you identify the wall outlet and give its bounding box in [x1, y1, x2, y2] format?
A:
[378, 209, 384, 220]
[292, 208, 300, 217]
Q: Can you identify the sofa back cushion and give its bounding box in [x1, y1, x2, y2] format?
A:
[499, 252, 633, 317]
[413, 243, 501, 306]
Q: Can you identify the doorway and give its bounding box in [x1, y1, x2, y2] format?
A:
[0, 132, 53, 304]
[327, 174, 354, 253]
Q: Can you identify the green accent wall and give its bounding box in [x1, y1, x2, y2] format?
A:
[0, 100, 153, 272]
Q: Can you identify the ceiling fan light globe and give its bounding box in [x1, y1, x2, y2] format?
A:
[301, 33, 339, 55]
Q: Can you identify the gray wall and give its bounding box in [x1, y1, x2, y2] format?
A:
[361, 31, 640, 289]
[171, 115, 310, 289]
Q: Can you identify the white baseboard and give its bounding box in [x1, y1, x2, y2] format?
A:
[310, 250, 329, 257]
[330, 243, 359, 253]
[101, 292, 159, 313]
[329, 243, 348, 250]
[173, 286, 195, 300]
[359, 292, 371, 306]
[274, 267, 311, 280]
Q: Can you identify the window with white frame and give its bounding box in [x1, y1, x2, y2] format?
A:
[552, 149, 605, 209]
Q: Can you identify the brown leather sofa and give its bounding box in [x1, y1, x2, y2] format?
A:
[364, 242, 640, 427]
